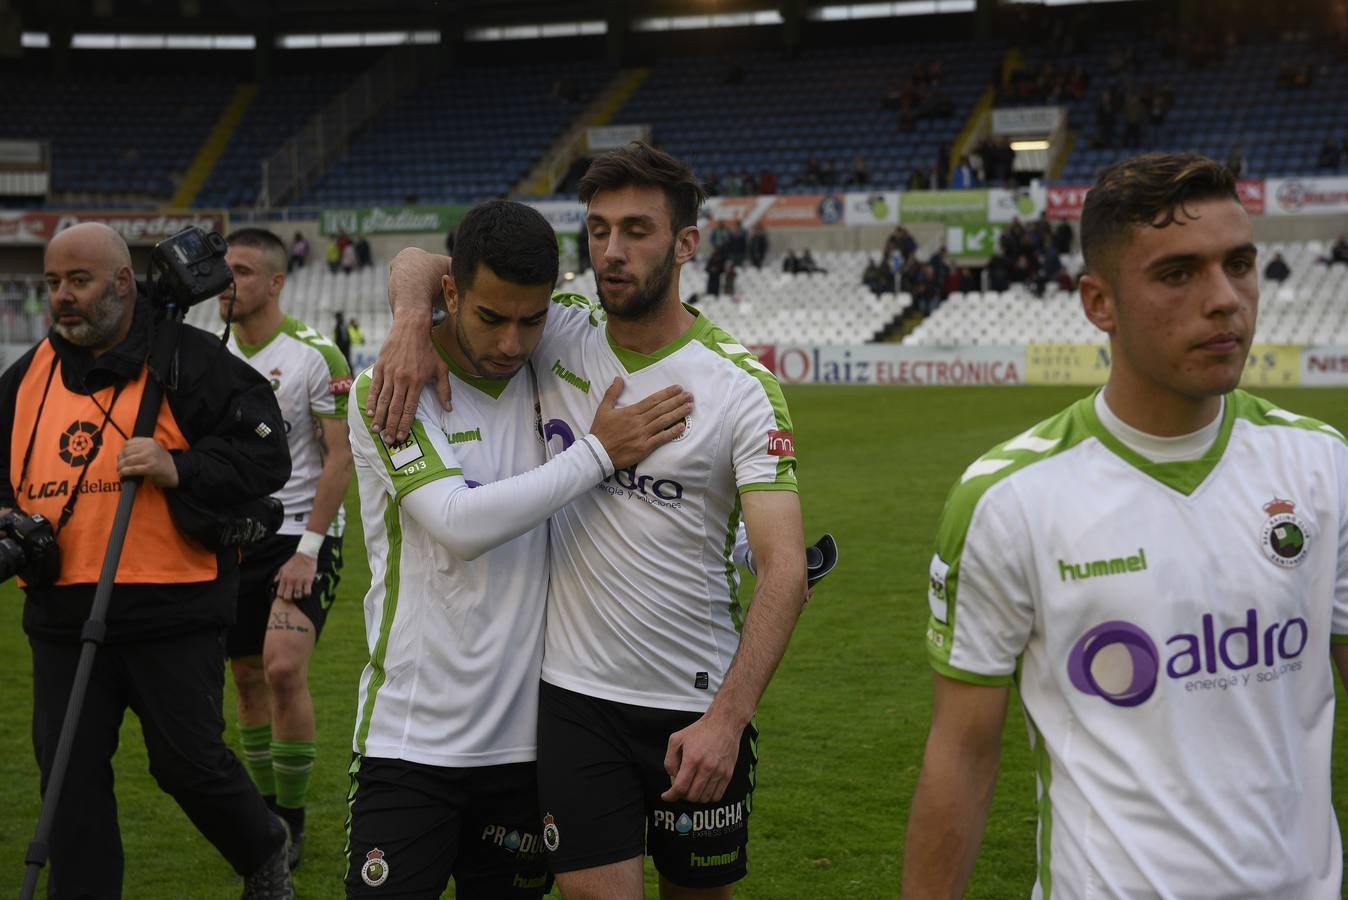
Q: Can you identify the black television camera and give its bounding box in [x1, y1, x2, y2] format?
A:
[0, 510, 60, 587]
[145, 227, 233, 313]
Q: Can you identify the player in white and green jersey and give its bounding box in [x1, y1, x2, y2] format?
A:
[904, 153, 1348, 899]
[344, 200, 691, 899]
[219, 228, 354, 868]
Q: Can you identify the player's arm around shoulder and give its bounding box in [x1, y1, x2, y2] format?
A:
[901, 674, 1010, 900]
[662, 489, 807, 806]
[369, 247, 452, 442]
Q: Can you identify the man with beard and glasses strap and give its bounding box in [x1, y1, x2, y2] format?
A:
[367, 142, 807, 899]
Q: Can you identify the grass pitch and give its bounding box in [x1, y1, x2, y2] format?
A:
[0, 385, 1344, 898]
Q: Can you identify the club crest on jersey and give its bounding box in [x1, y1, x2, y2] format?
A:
[1260, 497, 1310, 568]
[671, 414, 692, 442]
[361, 848, 390, 887]
[542, 814, 560, 852]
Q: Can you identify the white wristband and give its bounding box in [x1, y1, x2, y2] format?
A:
[296, 530, 325, 559]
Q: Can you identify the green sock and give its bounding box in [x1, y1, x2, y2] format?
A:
[272, 739, 317, 812]
[238, 723, 275, 796]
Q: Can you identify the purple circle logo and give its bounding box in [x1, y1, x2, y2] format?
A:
[1066, 621, 1160, 707]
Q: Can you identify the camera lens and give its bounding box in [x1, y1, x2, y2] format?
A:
[0, 536, 28, 583]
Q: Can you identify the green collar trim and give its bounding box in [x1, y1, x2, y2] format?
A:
[231, 314, 293, 358]
[432, 336, 510, 399]
[1080, 390, 1235, 496]
[605, 305, 711, 373]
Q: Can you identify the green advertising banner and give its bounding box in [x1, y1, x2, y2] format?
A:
[320, 205, 470, 236]
[899, 190, 990, 226]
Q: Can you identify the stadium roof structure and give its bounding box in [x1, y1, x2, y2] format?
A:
[9, 0, 794, 35]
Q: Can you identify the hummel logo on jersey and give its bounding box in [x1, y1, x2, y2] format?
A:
[448, 427, 482, 445]
[552, 359, 590, 394]
[1058, 548, 1148, 582]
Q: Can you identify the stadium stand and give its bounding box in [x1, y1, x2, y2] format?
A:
[195, 74, 358, 209]
[607, 43, 1004, 194]
[1009, 34, 1348, 182]
[0, 74, 236, 203]
[903, 241, 1348, 347]
[294, 61, 616, 208]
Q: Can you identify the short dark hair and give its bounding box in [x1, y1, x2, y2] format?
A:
[1080, 152, 1240, 281]
[450, 200, 559, 291]
[578, 141, 707, 232]
[226, 227, 288, 274]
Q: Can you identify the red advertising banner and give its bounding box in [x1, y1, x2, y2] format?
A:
[1048, 180, 1265, 221]
[1236, 180, 1265, 216]
[1045, 185, 1090, 221]
[759, 194, 845, 228]
[0, 210, 229, 245]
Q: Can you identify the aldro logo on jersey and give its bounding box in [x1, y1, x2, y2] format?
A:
[1260, 497, 1311, 568]
[59, 420, 102, 466]
[1068, 608, 1310, 708]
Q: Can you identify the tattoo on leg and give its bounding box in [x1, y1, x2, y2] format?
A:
[268, 610, 311, 634]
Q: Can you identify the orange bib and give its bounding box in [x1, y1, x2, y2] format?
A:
[11, 341, 218, 585]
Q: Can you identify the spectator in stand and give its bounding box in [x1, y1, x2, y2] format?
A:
[820, 159, 837, 187]
[798, 249, 827, 275]
[889, 225, 918, 263]
[1319, 138, 1343, 169]
[802, 157, 823, 187]
[739, 172, 758, 195]
[1096, 89, 1117, 146]
[354, 235, 372, 269]
[1226, 146, 1244, 178]
[952, 155, 978, 189]
[935, 144, 951, 189]
[907, 167, 933, 190]
[334, 312, 352, 366]
[986, 253, 1011, 292]
[723, 259, 738, 298]
[347, 317, 364, 349]
[941, 266, 962, 299]
[912, 264, 939, 314]
[336, 231, 352, 256]
[726, 220, 748, 267]
[847, 154, 870, 187]
[1052, 219, 1074, 255]
[577, 224, 591, 273]
[708, 220, 730, 256]
[326, 239, 341, 274]
[704, 172, 722, 196]
[340, 241, 357, 275]
[288, 232, 309, 273]
[1123, 89, 1145, 146]
[1041, 239, 1063, 279]
[705, 250, 725, 296]
[863, 257, 886, 296]
[1263, 252, 1291, 282]
[782, 250, 800, 274]
[748, 222, 769, 269]
[1322, 235, 1348, 265]
[1010, 253, 1036, 286]
[758, 168, 777, 194]
[958, 267, 980, 293]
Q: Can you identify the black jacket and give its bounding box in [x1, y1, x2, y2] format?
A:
[0, 295, 291, 643]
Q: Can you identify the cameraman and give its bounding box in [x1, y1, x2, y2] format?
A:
[0, 223, 296, 898]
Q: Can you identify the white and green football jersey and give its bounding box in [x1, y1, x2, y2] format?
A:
[535, 295, 797, 712]
[927, 389, 1348, 899]
[227, 315, 351, 536]
[348, 346, 612, 767]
